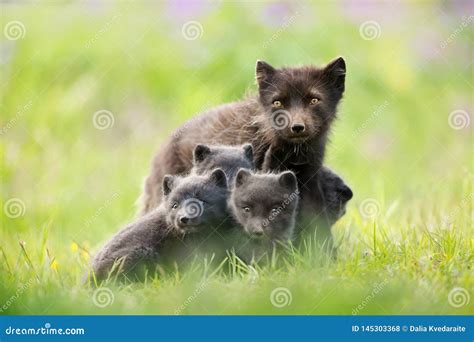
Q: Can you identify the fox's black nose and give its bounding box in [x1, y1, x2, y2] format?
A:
[338, 185, 353, 201]
[291, 124, 305, 133]
[180, 216, 189, 224]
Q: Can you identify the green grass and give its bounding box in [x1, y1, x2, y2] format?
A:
[1, 1, 472, 315]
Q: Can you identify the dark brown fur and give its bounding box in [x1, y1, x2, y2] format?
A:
[141, 58, 349, 238]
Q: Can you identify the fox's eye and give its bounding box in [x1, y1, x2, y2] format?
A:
[310, 98, 319, 105]
[272, 100, 282, 108]
[271, 208, 279, 215]
[172, 203, 179, 210]
[242, 206, 251, 213]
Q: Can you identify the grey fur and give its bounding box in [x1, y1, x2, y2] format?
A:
[228, 169, 299, 262]
[91, 169, 229, 282]
[192, 143, 255, 182]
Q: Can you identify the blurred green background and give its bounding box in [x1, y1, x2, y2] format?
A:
[0, 0, 472, 315]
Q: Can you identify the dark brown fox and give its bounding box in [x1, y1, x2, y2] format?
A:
[141, 57, 350, 234]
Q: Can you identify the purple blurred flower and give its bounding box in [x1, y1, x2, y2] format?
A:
[445, 0, 473, 18]
[340, 0, 407, 25]
[412, 29, 443, 62]
[261, 2, 293, 27]
[166, 0, 215, 20]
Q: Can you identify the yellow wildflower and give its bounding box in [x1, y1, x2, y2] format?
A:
[81, 250, 90, 261]
[50, 260, 58, 270]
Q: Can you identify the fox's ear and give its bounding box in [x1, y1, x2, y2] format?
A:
[323, 56, 346, 92]
[162, 175, 176, 196]
[242, 144, 253, 162]
[279, 171, 297, 191]
[235, 168, 252, 188]
[256, 60, 276, 87]
[193, 144, 211, 164]
[209, 168, 227, 189]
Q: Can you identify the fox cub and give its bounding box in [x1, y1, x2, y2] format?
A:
[91, 168, 228, 281]
[92, 144, 256, 281]
[228, 169, 299, 262]
[192, 143, 254, 181]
